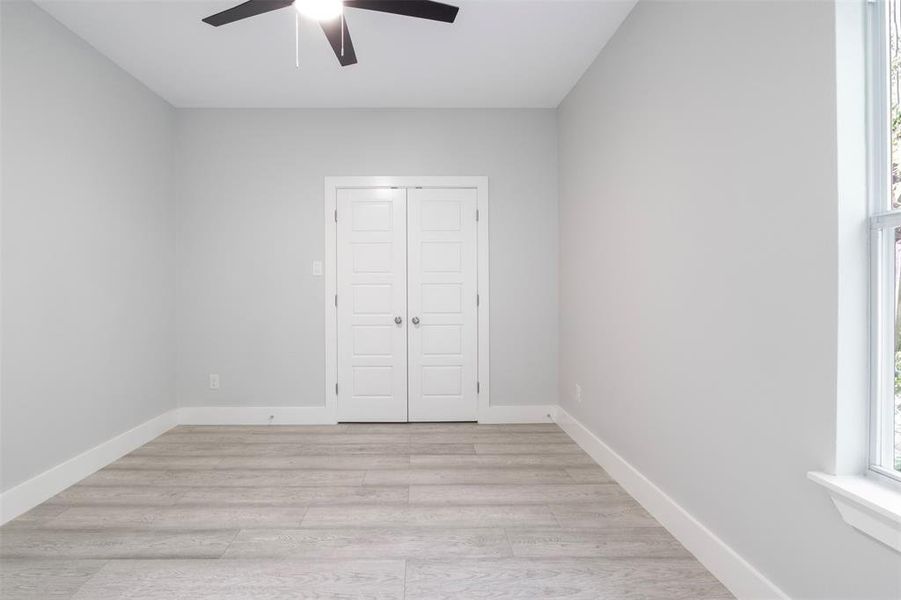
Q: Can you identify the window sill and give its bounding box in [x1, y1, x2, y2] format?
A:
[808, 471, 901, 552]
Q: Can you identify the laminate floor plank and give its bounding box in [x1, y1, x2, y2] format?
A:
[0, 559, 107, 600]
[216, 454, 411, 470]
[363, 467, 575, 485]
[223, 527, 512, 559]
[71, 559, 405, 600]
[474, 443, 586, 455]
[410, 483, 627, 505]
[45, 486, 185, 507]
[128, 506, 307, 531]
[301, 504, 560, 529]
[1, 504, 68, 529]
[108, 456, 223, 470]
[132, 443, 475, 456]
[42, 506, 308, 530]
[78, 469, 170, 487]
[409, 443, 477, 455]
[345, 423, 561, 433]
[132, 443, 418, 456]
[409, 453, 595, 468]
[407, 432, 574, 445]
[176, 485, 409, 506]
[0, 529, 236, 559]
[156, 432, 414, 445]
[405, 558, 733, 600]
[564, 466, 613, 483]
[507, 527, 690, 558]
[549, 500, 660, 528]
[104, 469, 367, 488]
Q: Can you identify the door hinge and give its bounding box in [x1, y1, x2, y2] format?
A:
[334, 294, 338, 307]
[335, 382, 339, 394]
[475, 209, 480, 222]
[476, 293, 480, 306]
[334, 209, 338, 222]
[477, 381, 480, 394]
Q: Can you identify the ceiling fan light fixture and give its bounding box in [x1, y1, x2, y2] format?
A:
[293, 0, 343, 22]
[203, 0, 459, 66]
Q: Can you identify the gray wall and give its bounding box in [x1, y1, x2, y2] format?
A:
[175, 109, 558, 408]
[557, 1, 900, 598]
[0, 1, 176, 491]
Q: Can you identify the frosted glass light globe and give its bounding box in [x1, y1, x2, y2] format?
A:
[293, 0, 343, 21]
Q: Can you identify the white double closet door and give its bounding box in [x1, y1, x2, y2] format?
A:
[337, 187, 478, 422]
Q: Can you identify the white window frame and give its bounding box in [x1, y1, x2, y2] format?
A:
[808, 1, 901, 556]
[867, 0, 901, 485]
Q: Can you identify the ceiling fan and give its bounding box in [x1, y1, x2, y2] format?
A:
[202, 0, 460, 67]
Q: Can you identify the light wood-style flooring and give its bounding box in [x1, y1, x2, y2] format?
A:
[0, 423, 732, 599]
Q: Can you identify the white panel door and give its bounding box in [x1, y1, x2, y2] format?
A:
[407, 188, 479, 421]
[336, 188, 408, 422]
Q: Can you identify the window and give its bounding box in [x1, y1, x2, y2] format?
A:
[869, 0, 901, 481]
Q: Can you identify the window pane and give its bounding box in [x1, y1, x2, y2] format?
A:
[892, 0, 901, 208]
[894, 229, 901, 472]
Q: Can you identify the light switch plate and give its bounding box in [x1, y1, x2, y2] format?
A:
[312, 261, 323, 276]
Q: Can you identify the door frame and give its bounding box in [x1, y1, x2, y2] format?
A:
[324, 176, 490, 422]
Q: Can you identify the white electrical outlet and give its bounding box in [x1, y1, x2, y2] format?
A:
[575, 384, 582, 403]
[209, 374, 220, 390]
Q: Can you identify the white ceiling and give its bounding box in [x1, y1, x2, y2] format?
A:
[36, 0, 635, 108]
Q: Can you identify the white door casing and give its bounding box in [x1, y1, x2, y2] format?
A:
[325, 177, 489, 423]
[336, 188, 408, 422]
[407, 188, 479, 421]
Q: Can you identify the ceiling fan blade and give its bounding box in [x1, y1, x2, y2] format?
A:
[344, 0, 459, 23]
[320, 18, 358, 66]
[202, 0, 294, 26]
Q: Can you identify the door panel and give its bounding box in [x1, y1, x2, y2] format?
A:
[336, 188, 408, 422]
[407, 188, 478, 422]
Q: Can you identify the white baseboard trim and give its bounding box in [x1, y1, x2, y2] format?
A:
[0, 409, 178, 525]
[177, 406, 336, 425]
[555, 407, 787, 600]
[178, 405, 557, 425]
[478, 404, 557, 424]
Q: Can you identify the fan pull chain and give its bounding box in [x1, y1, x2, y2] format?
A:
[295, 13, 300, 68]
[340, 14, 345, 57]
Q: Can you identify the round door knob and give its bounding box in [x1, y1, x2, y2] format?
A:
[394, 316, 403, 325]
[411, 316, 420, 325]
